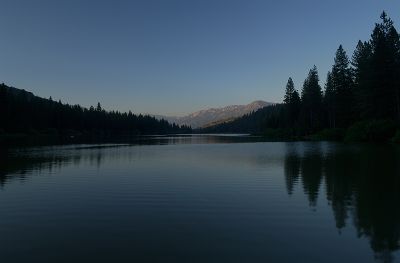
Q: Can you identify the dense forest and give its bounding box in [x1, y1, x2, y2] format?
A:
[203, 12, 400, 142]
[0, 84, 191, 137]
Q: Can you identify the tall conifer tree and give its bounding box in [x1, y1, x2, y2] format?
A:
[331, 45, 353, 127]
[301, 66, 323, 131]
[369, 11, 400, 120]
[284, 77, 301, 126]
[324, 71, 336, 128]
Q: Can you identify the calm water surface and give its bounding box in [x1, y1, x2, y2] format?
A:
[0, 136, 399, 263]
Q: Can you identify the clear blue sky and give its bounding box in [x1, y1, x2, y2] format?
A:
[1, 0, 399, 116]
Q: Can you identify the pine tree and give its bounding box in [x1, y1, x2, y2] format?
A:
[369, 11, 400, 120]
[284, 77, 301, 126]
[324, 71, 336, 128]
[331, 45, 353, 127]
[351, 40, 373, 118]
[301, 66, 323, 132]
[284, 77, 296, 104]
[387, 21, 400, 122]
[96, 102, 102, 111]
[0, 84, 8, 130]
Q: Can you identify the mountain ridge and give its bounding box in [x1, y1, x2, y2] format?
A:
[157, 100, 273, 128]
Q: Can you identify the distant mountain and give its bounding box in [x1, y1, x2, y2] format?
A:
[158, 100, 273, 128]
[199, 104, 284, 134]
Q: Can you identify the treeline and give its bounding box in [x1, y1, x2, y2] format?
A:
[284, 11, 400, 137]
[203, 12, 400, 142]
[0, 84, 191, 136]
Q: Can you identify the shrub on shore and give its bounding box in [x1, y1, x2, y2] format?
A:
[308, 128, 346, 141]
[344, 120, 397, 142]
[392, 130, 400, 143]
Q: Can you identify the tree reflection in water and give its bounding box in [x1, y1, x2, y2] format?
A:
[284, 143, 400, 263]
[1, 141, 399, 263]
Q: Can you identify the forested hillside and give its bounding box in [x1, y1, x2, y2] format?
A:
[199, 104, 283, 133]
[0, 84, 191, 136]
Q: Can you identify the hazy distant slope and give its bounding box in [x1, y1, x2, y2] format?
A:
[160, 100, 272, 128]
[199, 104, 284, 134]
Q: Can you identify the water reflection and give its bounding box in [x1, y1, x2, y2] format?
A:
[0, 144, 137, 185]
[284, 143, 400, 263]
[0, 139, 399, 262]
[0, 148, 68, 186]
[0, 134, 259, 148]
[0, 135, 266, 186]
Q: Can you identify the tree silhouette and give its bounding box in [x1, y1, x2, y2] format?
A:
[352, 40, 373, 119]
[300, 66, 323, 132]
[283, 77, 301, 128]
[368, 12, 400, 120]
[324, 71, 336, 128]
[330, 45, 354, 127]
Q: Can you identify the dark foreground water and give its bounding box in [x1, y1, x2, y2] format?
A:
[1, 135, 399, 263]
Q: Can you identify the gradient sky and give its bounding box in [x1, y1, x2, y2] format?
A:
[1, 0, 399, 116]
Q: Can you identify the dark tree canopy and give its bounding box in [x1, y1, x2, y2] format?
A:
[0, 84, 191, 136]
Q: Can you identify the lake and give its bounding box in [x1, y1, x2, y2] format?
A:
[1, 135, 399, 263]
